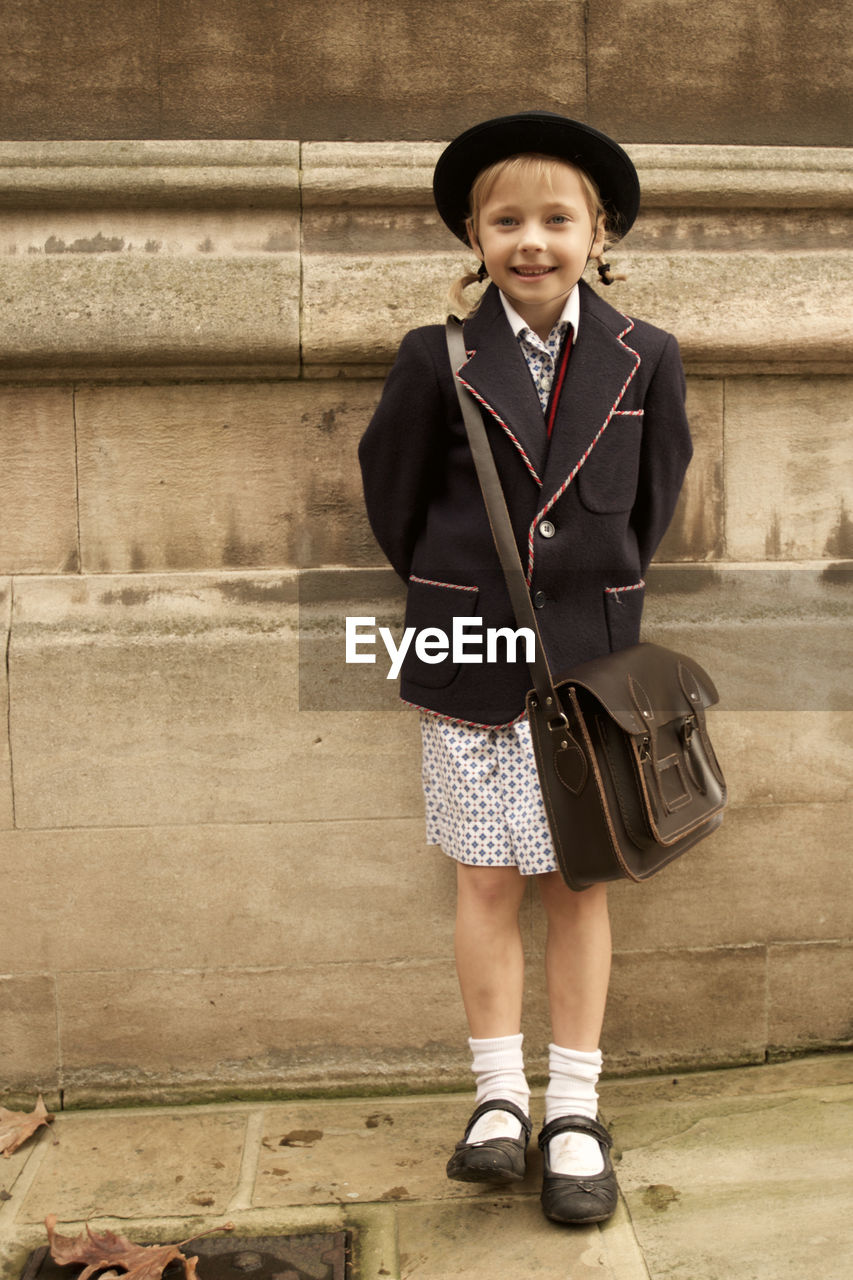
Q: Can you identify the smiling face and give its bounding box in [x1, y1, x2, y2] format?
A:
[467, 157, 606, 340]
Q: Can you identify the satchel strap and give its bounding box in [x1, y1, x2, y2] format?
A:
[445, 317, 566, 729]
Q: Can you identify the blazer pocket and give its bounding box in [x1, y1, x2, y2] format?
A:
[401, 576, 479, 689]
[577, 413, 643, 514]
[603, 580, 645, 652]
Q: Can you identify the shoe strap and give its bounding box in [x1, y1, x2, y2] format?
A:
[465, 1098, 532, 1141]
[537, 1113, 612, 1151]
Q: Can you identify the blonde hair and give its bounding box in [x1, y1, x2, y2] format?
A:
[448, 153, 623, 316]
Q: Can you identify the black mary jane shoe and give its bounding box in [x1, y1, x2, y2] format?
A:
[446, 1098, 532, 1184]
[538, 1114, 619, 1225]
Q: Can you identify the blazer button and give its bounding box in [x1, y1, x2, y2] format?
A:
[539, 520, 556, 538]
[533, 590, 546, 609]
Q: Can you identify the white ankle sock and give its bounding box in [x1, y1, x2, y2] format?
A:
[544, 1044, 605, 1176]
[466, 1033, 529, 1144]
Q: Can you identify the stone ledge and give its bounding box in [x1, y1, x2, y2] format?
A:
[5, 139, 843, 207]
[302, 142, 853, 208]
[0, 141, 849, 378]
[0, 141, 301, 208]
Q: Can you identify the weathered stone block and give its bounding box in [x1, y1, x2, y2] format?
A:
[768, 941, 853, 1051]
[301, 239, 849, 373]
[588, 1, 851, 145]
[0, 0, 161, 140]
[724, 377, 853, 561]
[74, 380, 382, 574]
[0, 974, 59, 1095]
[0, 579, 12, 830]
[643, 564, 851, 712]
[657, 377, 724, 561]
[157, 1, 587, 141]
[608, 250, 847, 372]
[604, 946, 768, 1073]
[603, 803, 853, 953]
[57, 959, 471, 1100]
[298, 568, 406, 712]
[0, 819, 459, 976]
[710, 710, 853, 808]
[0, 252, 300, 378]
[9, 574, 424, 829]
[0, 388, 78, 573]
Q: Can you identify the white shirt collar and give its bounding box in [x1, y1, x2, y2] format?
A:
[499, 283, 580, 342]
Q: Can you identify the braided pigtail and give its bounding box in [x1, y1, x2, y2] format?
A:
[448, 261, 488, 316]
[594, 253, 627, 286]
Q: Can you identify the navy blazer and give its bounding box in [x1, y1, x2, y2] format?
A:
[358, 280, 692, 726]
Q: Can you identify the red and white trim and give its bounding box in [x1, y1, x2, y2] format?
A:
[456, 368, 543, 487]
[409, 574, 477, 593]
[605, 579, 645, 598]
[402, 698, 527, 731]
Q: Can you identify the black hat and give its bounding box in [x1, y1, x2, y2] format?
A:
[433, 111, 640, 244]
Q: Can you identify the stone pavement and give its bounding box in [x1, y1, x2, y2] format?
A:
[1, 1055, 850, 1280]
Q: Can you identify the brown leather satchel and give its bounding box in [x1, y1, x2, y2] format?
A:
[446, 318, 727, 890]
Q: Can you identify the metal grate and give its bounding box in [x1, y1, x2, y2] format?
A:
[19, 1232, 352, 1280]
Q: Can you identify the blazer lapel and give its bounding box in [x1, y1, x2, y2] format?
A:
[459, 286, 548, 486]
[538, 281, 640, 514]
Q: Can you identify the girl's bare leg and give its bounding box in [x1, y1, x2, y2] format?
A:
[536, 873, 611, 1047]
[454, 862, 527, 1036]
[451, 862, 530, 1151]
[537, 872, 611, 1176]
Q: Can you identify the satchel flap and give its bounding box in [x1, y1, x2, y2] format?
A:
[556, 642, 720, 735]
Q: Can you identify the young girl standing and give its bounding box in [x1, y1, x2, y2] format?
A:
[358, 112, 693, 1226]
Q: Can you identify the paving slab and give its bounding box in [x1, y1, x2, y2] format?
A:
[603, 1056, 853, 1280]
[16, 1111, 248, 1224]
[394, 1195, 614, 1279]
[256, 1095, 536, 1208]
[2, 1057, 850, 1280]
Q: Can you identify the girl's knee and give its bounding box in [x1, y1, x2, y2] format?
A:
[538, 872, 608, 919]
[457, 863, 525, 911]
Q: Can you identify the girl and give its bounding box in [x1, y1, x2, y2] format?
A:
[358, 112, 692, 1226]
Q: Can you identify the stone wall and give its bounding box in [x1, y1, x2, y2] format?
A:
[1, 0, 850, 145]
[1, 133, 850, 1106]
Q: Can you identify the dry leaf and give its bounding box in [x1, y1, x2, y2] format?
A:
[0, 1095, 54, 1158]
[46, 1216, 234, 1280]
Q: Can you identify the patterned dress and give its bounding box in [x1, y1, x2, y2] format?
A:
[420, 307, 571, 876]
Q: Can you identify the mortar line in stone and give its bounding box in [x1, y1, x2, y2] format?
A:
[53, 970, 66, 1106]
[598, 1194, 651, 1280]
[0, 1128, 54, 1230]
[298, 138, 304, 378]
[763, 942, 771, 1063]
[4, 575, 16, 828]
[721, 375, 729, 559]
[71, 387, 82, 574]
[583, 0, 591, 116]
[156, 0, 164, 137]
[226, 1108, 267, 1213]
